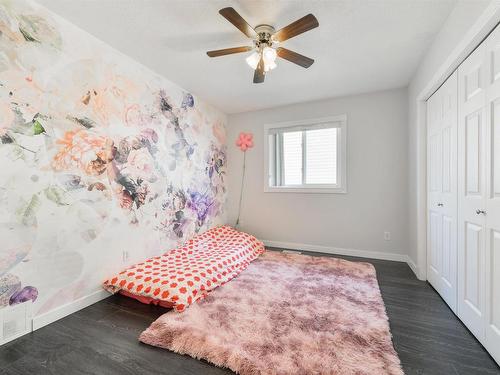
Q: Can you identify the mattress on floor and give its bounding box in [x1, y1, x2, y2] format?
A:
[103, 226, 265, 312]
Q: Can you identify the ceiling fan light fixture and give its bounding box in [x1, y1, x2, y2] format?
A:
[246, 51, 260, 70]
[262, 46, 277, 64]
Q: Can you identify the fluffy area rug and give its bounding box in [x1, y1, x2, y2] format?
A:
[139, 251, 403, 375]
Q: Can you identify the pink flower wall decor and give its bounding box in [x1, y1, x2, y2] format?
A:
[236, 132, 254, 152]
[235, 132, 253, 228]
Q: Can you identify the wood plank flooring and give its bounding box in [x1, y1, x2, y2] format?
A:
[0, 248, 499, 374]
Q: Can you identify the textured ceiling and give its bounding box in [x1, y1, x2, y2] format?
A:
[37, 0, 457, 114]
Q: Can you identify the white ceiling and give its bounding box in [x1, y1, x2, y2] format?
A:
[37, 0, 456, 114]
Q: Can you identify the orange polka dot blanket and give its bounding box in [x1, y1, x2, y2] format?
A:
[103, 226, 265, 312]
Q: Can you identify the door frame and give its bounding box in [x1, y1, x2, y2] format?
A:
[414, 3, 500, 281]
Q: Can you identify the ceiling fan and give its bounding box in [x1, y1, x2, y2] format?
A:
[207, 7, 319, 84]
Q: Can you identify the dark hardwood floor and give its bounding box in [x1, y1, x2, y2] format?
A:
[0, 248, 499, 374]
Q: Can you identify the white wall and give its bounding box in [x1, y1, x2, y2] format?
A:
[227, 88, 409, 261]
[407, 0, 494, 278]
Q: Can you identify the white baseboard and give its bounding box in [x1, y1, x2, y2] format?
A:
[32, 289, 109, 331]
[263, 240, 420, 278]
[406, 256, 421, 280]
[19, 244, 421, 334]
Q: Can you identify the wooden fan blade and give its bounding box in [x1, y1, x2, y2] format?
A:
[219, 7, 257, 39]
[272, 14, 319, 42]
[207, 46, 252, 57]
[276, 47, 314, 68]
[253, 55, 265, 84]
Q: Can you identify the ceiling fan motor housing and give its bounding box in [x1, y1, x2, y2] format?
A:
[254, 24, 276, 47]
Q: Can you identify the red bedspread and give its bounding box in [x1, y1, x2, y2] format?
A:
[103, 226, 265, 312]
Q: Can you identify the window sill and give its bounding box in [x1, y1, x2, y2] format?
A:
[264, 186, 347, 194]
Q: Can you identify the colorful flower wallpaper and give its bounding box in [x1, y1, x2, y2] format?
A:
[0, 0, 227, 316]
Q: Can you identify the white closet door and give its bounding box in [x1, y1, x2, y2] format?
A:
[440, 72, 458, 310]
[484, 24, 500, 364]
[427, 85, 443, 293]
[427, 71, 458, 311]
[457, 42, 487, 339]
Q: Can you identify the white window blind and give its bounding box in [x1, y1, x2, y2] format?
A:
[282, 131, 303, 185]
[305, 128, 337, 184]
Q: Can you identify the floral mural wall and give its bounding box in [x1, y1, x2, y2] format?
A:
[0, 0, 227, 317]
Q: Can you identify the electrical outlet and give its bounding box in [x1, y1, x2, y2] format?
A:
[0, 301, 33, 345]
[122, 250, 129, 262]
[384, 232, 391, 241]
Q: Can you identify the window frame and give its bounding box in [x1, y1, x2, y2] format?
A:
[264, 115, 347, 194]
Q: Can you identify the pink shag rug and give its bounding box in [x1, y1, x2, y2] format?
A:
[139, 251, 403, 375]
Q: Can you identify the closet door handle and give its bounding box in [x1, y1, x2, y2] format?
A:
[437, 203, 444, 207]
[476, 209, 486, 215]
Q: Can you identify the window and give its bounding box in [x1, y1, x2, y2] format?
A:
[265, 115, 347, 193]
